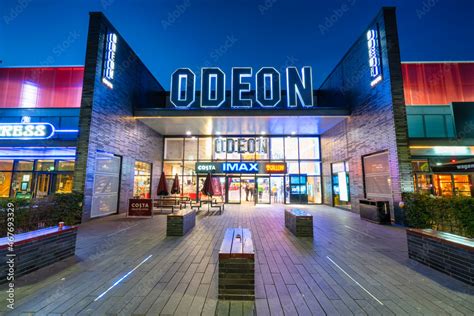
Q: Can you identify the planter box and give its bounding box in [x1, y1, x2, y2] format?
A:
[0, 226, 78, 283]
[218, 228, 254, 301]
[285, 209, 313, 237]
[167, 209, 196, 236]
[359, 199, 391, 224]
[407, 228, 473, 285]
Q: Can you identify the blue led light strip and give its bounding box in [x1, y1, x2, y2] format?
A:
[94, 254, 153, 301]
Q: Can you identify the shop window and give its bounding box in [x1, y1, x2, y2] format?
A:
[184, 138, 198, 160]
[270, 138, 284, 160]
[414, 174, 432, 195]
[164, 138, 184, 160]
[36, 160, 55, 171]
[299, 161, 320, 175]
[307, 176, 322, 204]
[453, 175, 471, 197]
[183, 161, 196, 176]
[0, 160, 13, 198]
[284, 137, 298, 159]
[57, 160, 75, 171]
[363, 151, 391, 199]
[433, 174, 453, 196]
[198, 137, 212, 160]
[91, 152, 121, 218]
[14, 160, 34, 171]
[287, 161, 299, 174]
[163, 161, 182, 176]
[183, 175, 196, 199]
[11, 172, 33, 198]
[299, 137, 320, 159]
[332, 162, 351, 209]
[133, 161, 152, 198]
[412, 160, 430, 172]
[55, 174, 73, 194]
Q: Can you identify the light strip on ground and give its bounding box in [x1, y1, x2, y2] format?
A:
[94, 254, 153, 301]
[326, 256, 384, 306]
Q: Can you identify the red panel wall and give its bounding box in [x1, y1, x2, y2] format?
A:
[0, 67, 84, 108]
[402, 62, 474, 105]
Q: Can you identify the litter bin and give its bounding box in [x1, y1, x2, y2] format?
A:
[359, 199, 391, 224]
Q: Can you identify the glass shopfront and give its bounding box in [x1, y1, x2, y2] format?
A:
[133, 161, 152, 198]
[163, 135, 322, 204]
[0, 159, 75, 198]
[412, 159, 473, 197]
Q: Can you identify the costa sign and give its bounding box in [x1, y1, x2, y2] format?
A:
[0, 123, 55, 140]
[170, 66, 314, 108]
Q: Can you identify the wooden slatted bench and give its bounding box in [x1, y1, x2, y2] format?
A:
[218, 228, 255, 301]
[211, 199, 225, 214]
[285, 209, 313, 237]
[166, 209, 196, 236]
[153, 198, 180, 214]
[407, 228, 473, 285]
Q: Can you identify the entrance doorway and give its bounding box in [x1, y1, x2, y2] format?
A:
[256, 177, 270, 204]
[270, 176, 284, 204]
[241, 176, 255, 204]
[227, 176, 241, 203]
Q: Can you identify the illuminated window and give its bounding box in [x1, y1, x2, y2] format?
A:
[133, 161, 152, 198]
[20, 82, 39, 108]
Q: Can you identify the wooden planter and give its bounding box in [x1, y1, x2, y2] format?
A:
[0, 226, 78, 283]
[407, 228, 473, 285]
[166, 209, 196, 236]
[218, 228, 255, 301]
[285, 209, 313, 237]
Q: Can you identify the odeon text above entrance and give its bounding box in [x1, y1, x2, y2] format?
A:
[170, 66, 314, 108]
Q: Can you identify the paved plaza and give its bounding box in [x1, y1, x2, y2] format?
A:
[1, 204, 473, 315]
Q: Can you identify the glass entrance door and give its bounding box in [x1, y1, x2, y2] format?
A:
[270, 177, 284, 204]
[35, 173, 51, 198]
[227, 176, 241, 203]
[256, 177, 270, 204]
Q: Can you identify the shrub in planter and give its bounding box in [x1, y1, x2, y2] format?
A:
[0, 192, 83, 237]
[402, 192, 474, 238]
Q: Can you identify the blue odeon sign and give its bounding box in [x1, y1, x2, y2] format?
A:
[170, 66, 314, 109]
[0, 123, 55, 140]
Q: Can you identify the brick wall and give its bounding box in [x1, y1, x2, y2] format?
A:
[319, 7, 414, 224]
[74, 13, 164, 221]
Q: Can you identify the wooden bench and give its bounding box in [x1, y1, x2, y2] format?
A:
[211, 199, 225, 214]
[407, 228, 473, 285]
[191, 200, 202, 212]
[285, 209, 313, 237]
[218, 228, 255, 300]
[166, 209, 196, 236]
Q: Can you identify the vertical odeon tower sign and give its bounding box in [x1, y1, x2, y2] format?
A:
[170, 66, 314, 108]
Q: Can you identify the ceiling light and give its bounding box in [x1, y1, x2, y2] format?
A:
[186, 131, 191, 136]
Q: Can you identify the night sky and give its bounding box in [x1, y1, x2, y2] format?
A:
[1, 0, 473, 88]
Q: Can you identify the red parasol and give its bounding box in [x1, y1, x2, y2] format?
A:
[157, 172, 169, 196]
[201, 173, 214, 197]
[171, 174, 180, 195]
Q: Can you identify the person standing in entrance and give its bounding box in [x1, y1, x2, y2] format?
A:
[272, 185, 278, 203]
[245, 182, 250, 201]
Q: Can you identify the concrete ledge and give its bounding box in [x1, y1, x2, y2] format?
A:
[407, 228, 473, 285]
[0, 226, 78, 283]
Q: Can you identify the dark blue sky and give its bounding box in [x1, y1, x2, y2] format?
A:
[1, 0, 473, 88]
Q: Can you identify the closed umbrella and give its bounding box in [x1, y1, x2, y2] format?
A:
[171, 174, 180, 195]
[201, 173, 214, 211]
[157, 172, 169, 196]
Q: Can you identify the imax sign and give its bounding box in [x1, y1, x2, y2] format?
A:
[170, 66, 314, 108]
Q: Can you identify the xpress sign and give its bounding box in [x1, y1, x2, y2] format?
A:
[0, 123, 55, 140]
[170, 66, 314, 108]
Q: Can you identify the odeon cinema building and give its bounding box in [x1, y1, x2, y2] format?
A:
[0, 7, 473, 223]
